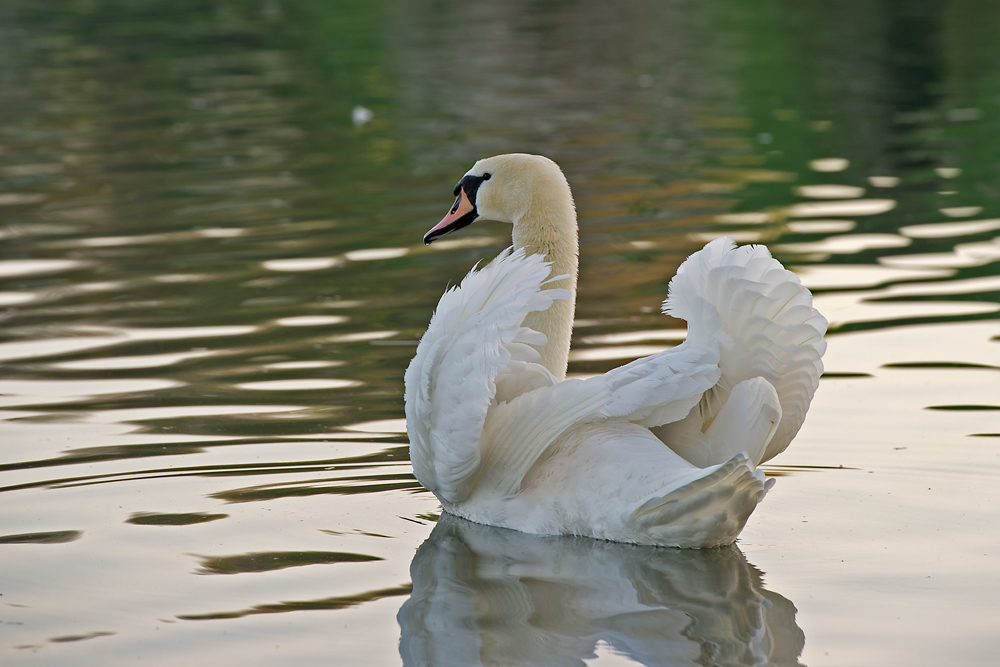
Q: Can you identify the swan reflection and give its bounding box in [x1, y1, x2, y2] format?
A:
[399, 514, 804, 667]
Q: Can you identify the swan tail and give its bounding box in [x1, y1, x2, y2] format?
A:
[629, 452, 772, 548]
[660, 237, 827, 464]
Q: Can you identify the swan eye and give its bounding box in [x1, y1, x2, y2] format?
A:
[483, 172, 492, 181]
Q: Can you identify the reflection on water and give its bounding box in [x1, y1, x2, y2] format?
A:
[400, 514, 804, 667]
[0, 0, 998, 664]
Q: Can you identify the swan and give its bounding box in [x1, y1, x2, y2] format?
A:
[405, 154, 826, 548]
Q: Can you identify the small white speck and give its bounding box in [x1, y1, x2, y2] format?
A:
[352, 106, 374, 126]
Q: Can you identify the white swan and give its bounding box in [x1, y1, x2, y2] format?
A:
[405, 154, 826, 548]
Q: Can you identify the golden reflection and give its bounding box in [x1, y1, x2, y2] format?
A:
[85, 404, 301, 424]
[868, 175, 900, 187]
[0, 193, 48, 205]
[275, 315, 349, 326]
[344, 247, 409, 261]
[55, 350, 215, 370]
[786, 199, 896, 218]
[264, 360, 343, 370]
[343, 418, 409, 434]
[900, 219, 1000, 238]
[398, 514, 804, 667]
[714, 212, 773, 224]
[324, 331, 398, 343]
[0, 259, 84, 278]
[774, 233, 910, 256]
[792, 265, 952, 290]
[875, 275, 1000, 298]
[813, 293, 999, 329]
[0, 379, 181, 409]
[234, 379, 362, 391]
[786, 220, 856, 234]
[0, 335, 123, 363]
[77, 324, 257, 340]
[151, 273, 218, 284]
[425, 235, 504, 251]
[0, 292, 37, 306]
[878, 238, 1000, 269]
[808, 157, 849, 172]
[262, 257, 343, 271]
[794, 184, 865, 199]
[940, 206, 984, 218]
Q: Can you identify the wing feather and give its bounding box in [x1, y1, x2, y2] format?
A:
[477, 375, 609, 496]
[404, 247, 568, 503]
[601, 342, 721, 428]
[660, 237, 827, 464]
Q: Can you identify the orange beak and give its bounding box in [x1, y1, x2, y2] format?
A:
[424, 187, 477, 245]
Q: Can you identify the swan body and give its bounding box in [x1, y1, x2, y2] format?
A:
[405, 154, 826, 548]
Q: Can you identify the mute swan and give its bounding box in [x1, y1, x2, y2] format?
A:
[405, 154, 826, 548]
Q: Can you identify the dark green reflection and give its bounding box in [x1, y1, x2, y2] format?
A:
[926, 404, 1000, 411]
[48, 631, 115, 643]
[884, 362, 999, 370]
[127, 512, 228, 526]
[196, 550, 382, 575]
[211, 475, 423, 503]
[0, 530, 82, 544]
[177, 584, 412, 620]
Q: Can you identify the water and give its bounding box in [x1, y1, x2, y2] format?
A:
[1, 1, 998, 665]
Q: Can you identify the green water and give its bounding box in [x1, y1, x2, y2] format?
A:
[1, 1, 998, 665]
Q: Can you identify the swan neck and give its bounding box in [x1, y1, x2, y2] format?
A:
[511, 188, 578, 381]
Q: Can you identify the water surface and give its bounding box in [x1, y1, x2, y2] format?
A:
[1, 1, 998, 665]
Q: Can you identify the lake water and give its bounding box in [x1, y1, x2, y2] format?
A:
[1, 1, 998, 665]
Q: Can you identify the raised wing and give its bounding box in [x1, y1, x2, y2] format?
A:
[658, 237, 827, 464]
[405, 247, 569, 503]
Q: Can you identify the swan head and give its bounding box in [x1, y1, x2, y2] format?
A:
[424, 154, 569, 245]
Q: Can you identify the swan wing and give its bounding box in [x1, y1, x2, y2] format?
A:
[474, 341, 722, 498]
[477, 375, 609, 496]
[660, 237, 827, 464]
[405, 247, 569, 503]
[601, 341, 721, 428]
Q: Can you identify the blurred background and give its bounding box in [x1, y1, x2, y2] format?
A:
[1, 1, 998, 665]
